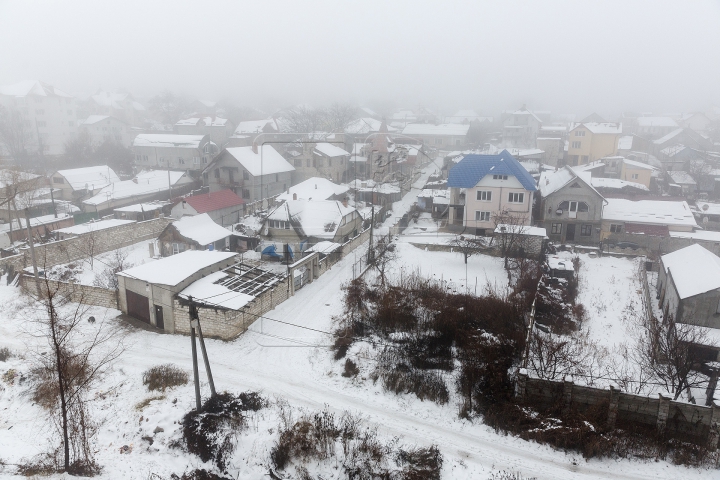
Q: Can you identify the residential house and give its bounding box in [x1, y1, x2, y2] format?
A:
[600, 198, 697, 239]
[114, 201, 171, 221]
[117, 250, 238, 332]
[679, 112, 712, 134]
[667, 171, 698, 196]
[350, 179, 402, 206]
[536, 136, 564, 167]
[262, 199, 362, 256]
[277, 177, 349, 202]
[78, 115, 135, 147]
[0, 80, 78, 157]
[445, 110, 494, 125]
[619, 158, 656, 189]
[697, 170, 720, 198]
[417, 189, 450, 218]
[501, 107, 542, 148]
[227, 119, 281, 147]
[289, 143, 351, 183]
[171, 189, 244, 226]
[657, 244, 720, 331]
[566, 122, 622, 166]
[82, 170, 194, 214]
[653, 128, 714, 154]
[401, 123, 470, 149]
[537, 167, 606, 244]
[158, 213, 233, 256]
[88, 90, 146, 126]
[344, 117, 397, 136]
[447, 150, 536, 235]
[51, 166, 120, 201]
[132, 134, 218, 172]
[203, 146, 294, 203]
[659, 145, 704, 172]
[174, 116, 235, 147]
[635, 116, 679, 139]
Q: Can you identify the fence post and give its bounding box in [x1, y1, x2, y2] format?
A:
[563, 376, 573, 413]
[657, 393, 671, 433]
[709, 401, 720, 450]
[607, 385, 620, 429]
[515, 368, 527, 401]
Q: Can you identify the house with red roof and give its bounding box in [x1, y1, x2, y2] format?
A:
[171, 189, 244, 226]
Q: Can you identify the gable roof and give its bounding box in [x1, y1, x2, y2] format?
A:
[277, 177, 349, 202]
[55, 165, 120, 191]
[603, 199, 697, 228]
[314, 143, 349, 157]
[637, 116, 678, 127]
[267, 200, 356, 240]
[171, 213, 232, 245]
[83, 170, 189, 206]
[183, 189, 244, 214]
[448, 150, 536, 190]
[661, 244, 720, 299]
[571, 122, 622, 134]
[221, 146, 295, 176]
[118, 250, 236, 286]
[0, 80, 72, 98]
[233, 119, 278, 135]
[537, 166, 604, 199]
[80, 115, 127, 126]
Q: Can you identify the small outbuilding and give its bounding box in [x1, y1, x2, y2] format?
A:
[158, 213, 233, 256]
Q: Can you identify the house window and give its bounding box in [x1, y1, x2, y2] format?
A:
[136, 154, 142, 162]
[551, 223, 562, 234]
[575, 130, 585, 137]
[631, 173, 639, 179]
[493, 175, 508, 180]
[610, 224, 623, 233]
[295, 159, 302, 167]
[193, 157, 199, 164]
[455, 139, 461, 146]
[203, 157, 208, 164]
[179, 158, 185, 164]
[275, 174, 279, 182]
[435, 138, 443, 145]
[242, 189, 250, 199]
[143, 155, 148, 162]
[476, 190, 492, 201]
[306, 159, 311, 167]
[53, 177, 63, 184]
[172, 243, 180, 255]
[159, 157, 165, 163]
[214, 169, 220, 178]
[580, 224, 592, 236]
[328, 158, 332, 167]
[508, 192, 524, 203]
[581, 155, 589, 163]
[475, 211, 491, 221]
[243, 170, 249, 181]
[571, 141, 581, 149]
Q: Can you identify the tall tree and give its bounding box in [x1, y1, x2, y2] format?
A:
[0, 105, 33, 162]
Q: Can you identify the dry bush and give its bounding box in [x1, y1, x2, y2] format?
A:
[31, 356, 90, 410]
[395, 445, 443, 480]
[182, 391, 267, 472]
[342, 359, 359, 378]
[372, 349, 449, 405]
[0, 346, 11, 362]
[489, 471, 537, 480]
[143, 364, 188, 392]
[170, 469, 233, 480]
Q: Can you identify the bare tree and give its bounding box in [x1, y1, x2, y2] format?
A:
[527, 329, 605, 384]
[282, 105, 328, 134]
[0, 105, 33, 162]
[0, 168, 45, 241]
[450, 234, 485, 264]
[92, 248, 132, 290]
[323, 103, 357, 132]
[370, 233, 397, 286]
[491, 210, 529, 269]
[23, 269, 125, 473]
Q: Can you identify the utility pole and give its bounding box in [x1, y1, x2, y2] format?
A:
[366, 203, 375, 265]
[24, 208, 41, 295]
[187, 296, 217, 411]
[50, 187, 57, 218]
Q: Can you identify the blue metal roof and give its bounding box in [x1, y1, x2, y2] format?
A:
[447, 150, 537, 191]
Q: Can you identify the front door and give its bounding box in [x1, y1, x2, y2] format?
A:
[566, 223, 576, 242]
[154, 305, 164, 330]
[568, 201, 578, 219]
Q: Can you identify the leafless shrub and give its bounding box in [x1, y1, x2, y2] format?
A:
[0, 346, 11, 362]
[526, 329, 606, 384]
[342, 359, 359, 378]
[142, 364, 188, 392]
[93, 248, 133, 291]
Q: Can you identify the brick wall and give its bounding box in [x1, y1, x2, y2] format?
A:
[515, 370, 720, 448]
[0, 217, 172, 274]
[19, 274, 119, 310]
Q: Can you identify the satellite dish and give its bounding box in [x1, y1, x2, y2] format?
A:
[702, 204, 709, 211]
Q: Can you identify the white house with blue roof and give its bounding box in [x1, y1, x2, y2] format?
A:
[447, 150, 537, 234]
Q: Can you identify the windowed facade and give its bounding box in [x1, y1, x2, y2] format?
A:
[492, 174, 508, 180]
[610, 224, 623, 233]
[575, 130, 586, 137]
[508, 192, 524, 203]
[476, 190, 492, 201]
[571, 141, 581, 148]
[580, 224, 592, 236]
[475, 211, 491, 221]
[551, 223, 562, 234]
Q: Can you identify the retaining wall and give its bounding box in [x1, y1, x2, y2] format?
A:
[19, 275, 119, 310]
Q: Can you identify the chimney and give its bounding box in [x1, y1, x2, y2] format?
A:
[252, 142, 258, 154]
[293, 193, 297, 200]
[342, 197, 348, 208]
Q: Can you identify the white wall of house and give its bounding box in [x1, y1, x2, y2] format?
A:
[464, 175, 534, 230]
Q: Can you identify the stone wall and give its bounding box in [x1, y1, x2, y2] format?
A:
[515, 369, 720, 448]
[19, 275, 119, 310]
[603, 232, 720, 258]
[0, 217, 172, 274]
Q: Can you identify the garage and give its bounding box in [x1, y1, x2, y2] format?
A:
[126, 289, 150, 323]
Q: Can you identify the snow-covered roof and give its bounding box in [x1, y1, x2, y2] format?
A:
[0, 169, 41, 188]
[402, 124, 470, 136]
[233, 119, 278, 135]
[0, 213, 73, 234]
[494, 224, 547, 237]
[653, 128, 684, 145]
[590, 177, 649, 191]
[133, 134, 207, 149]
[118, 250, 237, 286]
[537, 167, 575, 197]
[0, 80, 72, 98]
[547, 256, 575, 271]
[622, 158, 656, 170]
[695, 202, 720, 216]
[55, 166, 120, 191]
[91, 90, 145, 111]
[175, 116, 229, 127]
[54, 219, 134, 235]
[222, 146, 295, 177]
[661, 244, 720, 299]
[510, 108, 543, 123]
[669, 230, 720, 242]
[182, 189, 244, 214]
[314, 143, 349, 157]
[617, 135, 633, 150]
[418, 188, 450, 205]
[80, 115, 126, 126]
[637, 117, 678, 128]
[572, 122, 622, 134]
[83, 170, 188, 206]
[267, 200, 356, 240]
[344, 118, 396, 134]
[668, 171, 696, 185]
[178, 271, 254, 310]
[277, 177, 349, 202]
[114, 201, 169, 213]
[603, 199, 697, 227]
[172, 213, 231, 245]
[660, 144, 688, 157]
[505, 148, 544, 157]
[305, 241, 342, 254]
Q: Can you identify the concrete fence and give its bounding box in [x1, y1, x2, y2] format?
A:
[515, 369, 720, 449]
[19, 275, 119, 310]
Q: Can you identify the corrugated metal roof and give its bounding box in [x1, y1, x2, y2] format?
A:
[447, 150, 537, 191]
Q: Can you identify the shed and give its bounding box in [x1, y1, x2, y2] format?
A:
[171, 189, 244, 226]
[158, 213, 233, 256]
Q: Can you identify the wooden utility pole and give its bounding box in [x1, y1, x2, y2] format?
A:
[187, 296, 217, 410]
[24, 208, 41, 295]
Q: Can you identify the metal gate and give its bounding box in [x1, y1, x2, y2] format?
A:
[126, 289, 150, 323]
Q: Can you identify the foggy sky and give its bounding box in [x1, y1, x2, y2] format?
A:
[1, 0, 719, 117]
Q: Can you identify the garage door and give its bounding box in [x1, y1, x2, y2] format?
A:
[126, 289, 150, 323]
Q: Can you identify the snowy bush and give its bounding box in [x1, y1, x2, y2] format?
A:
[142, 364, 188, 391]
